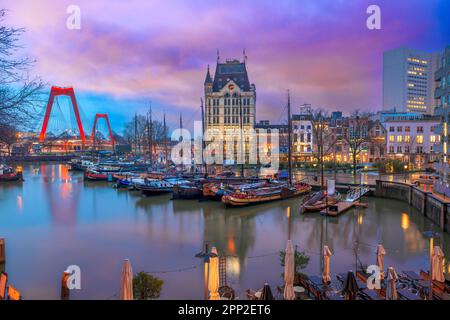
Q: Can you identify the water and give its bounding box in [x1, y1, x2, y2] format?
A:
[0, 163, 448, 300]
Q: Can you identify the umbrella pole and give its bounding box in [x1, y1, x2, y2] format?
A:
[429, 238, 433, 300]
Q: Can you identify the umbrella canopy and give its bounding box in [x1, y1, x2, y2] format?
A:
[386, 267, 398, 300]
[283, 240, 295, 300]
[261, 283, 274, 300]
[323, 245, 333, 284]
[208, 247, 220, 300]
[120, 259, 134, 300]
[376, 244, 386, 279]
[343, 271, 359, 300]
[432, 246, 445, 282]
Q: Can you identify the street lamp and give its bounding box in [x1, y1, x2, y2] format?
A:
[195, 243, 218, 300]
[422, 230, 439, 300]
[404, 164, 408, 183]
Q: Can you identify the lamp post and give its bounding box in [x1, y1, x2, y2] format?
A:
[404, 164, 408, 183]
[195, 243, 218, 300]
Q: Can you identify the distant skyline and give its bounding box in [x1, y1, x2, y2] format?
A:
[1, 0, 449, 133]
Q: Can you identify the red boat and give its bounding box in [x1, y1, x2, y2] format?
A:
[84, 170, 109, 181]
[0, 166, 23, 182]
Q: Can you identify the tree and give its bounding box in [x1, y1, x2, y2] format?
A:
[310, 109, 336, 188]
[279, 249, 310, 281]
[132, 271, 164, 300]
[342, 110, 370, 176]
[0, 9, 45, 133]
[0, 124, 17, 155]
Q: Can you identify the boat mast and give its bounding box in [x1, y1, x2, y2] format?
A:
[200, 98, 207, 176]
[148, 103, 153, 170]
[179, 113, 184, 172]
[287, 90, 292, 185]
[134, 112, 138, 155]
[163, 112, 169, 171]
[239, 93, 244, 178]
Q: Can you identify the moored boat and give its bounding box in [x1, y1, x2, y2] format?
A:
[300, 191, 341, 213]
[135, 179, 174, 196]
[222, 182, 311, 207]
[0, 165, 23, 182]
[173, 182, 204, 199]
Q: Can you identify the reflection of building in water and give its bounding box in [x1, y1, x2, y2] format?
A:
[202, 207, 257, 281]
[41, 164, 81, 225]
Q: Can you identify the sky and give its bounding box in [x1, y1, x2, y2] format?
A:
[1, 0, 449, 133]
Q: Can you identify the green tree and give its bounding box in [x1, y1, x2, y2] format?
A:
[133, 271, 164, 300]
[279, 249, 310, 276]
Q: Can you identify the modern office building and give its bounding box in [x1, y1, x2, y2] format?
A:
[383, 47, 440, 114]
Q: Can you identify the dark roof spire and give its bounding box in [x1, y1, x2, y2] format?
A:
[204, 64, 212, 84]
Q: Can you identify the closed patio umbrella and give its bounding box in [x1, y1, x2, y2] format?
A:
[343, 271, 359, 300]
[261, 283, 274, 300]
[432, 246, 445, 283]
[323, 245, 333, 284]
[376, 244, 386, 279]
[283, 240, 295, 300]
[208, 247, 220, 300]
[386, 267, 398, 300]
[120, 259, 134, 300]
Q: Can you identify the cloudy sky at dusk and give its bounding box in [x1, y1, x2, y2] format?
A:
[1, 0, 449, 133]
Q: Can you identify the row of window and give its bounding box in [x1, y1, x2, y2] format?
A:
[208, 98, 252, 106]
[293, 125, 312, 130]
[388, 134, 439, 143]
[207, 116, 251, 124]
[388, 126, 430, 133]
[388, 146, 428, 154]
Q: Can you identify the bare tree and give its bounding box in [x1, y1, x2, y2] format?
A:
[310, 108, 337, 189]
[123, 114, 166, 154]
[342, 110, 371, 176]
[0, 9, 45, 132]
[0, 123, 17, 155]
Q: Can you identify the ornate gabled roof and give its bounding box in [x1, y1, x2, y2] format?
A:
[212, 59, 251, 92]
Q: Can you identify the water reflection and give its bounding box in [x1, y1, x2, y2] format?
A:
[0, 164, 448, 299]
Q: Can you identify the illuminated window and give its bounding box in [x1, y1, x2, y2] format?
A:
[389, 135, 395, 142]
[405, 135, 410, 143]
[397, 135, 403, 143]
[430, 135, 436, 143]
[416, 135, 424, 144]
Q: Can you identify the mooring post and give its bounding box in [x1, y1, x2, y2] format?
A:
[0, 238, 5, 264]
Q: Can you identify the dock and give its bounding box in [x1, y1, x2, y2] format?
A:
[320, 201, 367, 217]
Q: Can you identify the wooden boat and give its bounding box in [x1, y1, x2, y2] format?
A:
[203, 181, 269, 201]
[173, 183, 204, 199]
[135, 179, 174, 196]
[84, 169, 110, 181]
[222, 182, 311, 207]
[301, 191, 341, 213]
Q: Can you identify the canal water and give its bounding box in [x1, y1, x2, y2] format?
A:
[0, 164, 448, 300]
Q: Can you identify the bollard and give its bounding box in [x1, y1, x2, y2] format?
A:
[0, 238, 5, 264]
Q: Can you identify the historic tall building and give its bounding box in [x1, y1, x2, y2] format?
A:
[204, 57, 256, 162]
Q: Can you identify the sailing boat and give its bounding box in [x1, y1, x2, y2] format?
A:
[221, 91, 311, 207]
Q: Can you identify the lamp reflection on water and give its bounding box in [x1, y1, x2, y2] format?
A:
[401, 213, 410, 230]
[357, 212, 363, 225]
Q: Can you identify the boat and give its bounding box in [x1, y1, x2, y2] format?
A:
[222, 182, 311, 207]
[68, 158, 95, 171]
[84, 169, 110, 181]
[301, 191, 341, 213]
[135, 179, 174, 196]
[0, 165, 23, 182]
[203, 180, 269, 201]
[173, 182, 204, 199]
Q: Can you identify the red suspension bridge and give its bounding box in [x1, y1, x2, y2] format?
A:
[39, 86, 115, 148]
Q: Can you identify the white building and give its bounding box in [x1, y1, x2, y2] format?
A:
[383, 47, 440, 114]
[384, 114, 440, 168]
[292, 113, 313, 162]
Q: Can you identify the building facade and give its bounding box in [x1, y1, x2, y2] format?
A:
[433, 46, 450, 194]
[384, 115, 440, 168]
[383, 47, 440, 114]
[292, 113, 313, 162]
[204, 58, 256, 162]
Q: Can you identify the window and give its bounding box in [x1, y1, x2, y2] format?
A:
[405, 126, 410, 132]
[430, 135, 436, 143]
[389, 126, 395, 132]
[389, 135, 395, 142]
[397, 146, 402, 153]
[389, 146, 394, 153]
[405, 146, 410, 153]
[397, 135, 403, 143]
[417, 126, 424, 133]
[307, 133, 311, 142]
[405, 135, 410, 143]
[416, 135, 424, 144]
[397, 126, 402, 132]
